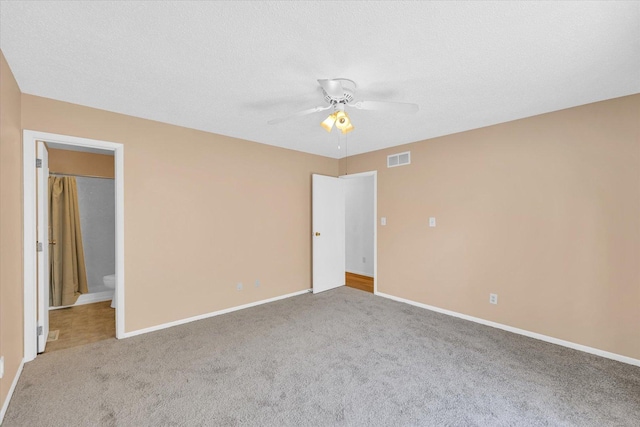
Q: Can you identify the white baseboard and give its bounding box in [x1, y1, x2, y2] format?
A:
[375, 291, 640, 367]
[122, 289, 312, 339]
[76, 291, 114, 305]
[49, 291, 114, 310]
[0, 358, 24, 425]
[346, 269, 374, 278]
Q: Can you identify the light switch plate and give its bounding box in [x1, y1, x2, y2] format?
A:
[429, 217, 436, 227]
[381, 217, 387, 226]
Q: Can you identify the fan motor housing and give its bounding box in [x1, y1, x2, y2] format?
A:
[322, 78, 356, 104]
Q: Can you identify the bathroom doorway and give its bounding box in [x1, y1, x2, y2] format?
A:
[23, 130, 125, 362]
[45, 145, 116, 353]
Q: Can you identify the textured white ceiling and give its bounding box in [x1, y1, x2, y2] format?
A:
[1, 1, 638, 159]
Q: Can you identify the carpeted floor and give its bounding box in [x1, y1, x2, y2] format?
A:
[4, 287, 639, 426]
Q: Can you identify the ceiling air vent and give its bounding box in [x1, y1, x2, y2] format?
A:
[387, 151, 411, 168]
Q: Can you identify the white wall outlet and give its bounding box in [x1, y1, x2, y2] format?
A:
[0, 356, 4, 379]
[489, 293, 498, 304]
[381, 217, 387, 226]
[429, 217, 436, 227]
[236, 282, 243, 291]
[255, 279, 260, 288]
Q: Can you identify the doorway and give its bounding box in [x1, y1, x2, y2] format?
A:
[342, 172, 376, 293]
[23, 130, 125, 362]
[46, 144, 116, 352]
[311, 171, 377, 294]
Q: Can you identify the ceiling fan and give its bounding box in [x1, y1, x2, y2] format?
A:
[268, 78, 419, 134]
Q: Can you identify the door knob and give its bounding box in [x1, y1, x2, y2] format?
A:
[49, 240, 57, 245]
[315, 232, 321, 236]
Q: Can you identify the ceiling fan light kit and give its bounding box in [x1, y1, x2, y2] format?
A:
[333, 110, 354, 134]
[268, 78, 418, 137]
[321, 107, 354, 134]
[321, 112, 337, 132]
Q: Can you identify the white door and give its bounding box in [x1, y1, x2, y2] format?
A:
[312, 174, 345, 293]
[37, 141, 49, 353]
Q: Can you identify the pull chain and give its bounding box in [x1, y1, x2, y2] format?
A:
[345, 132, 348, 175]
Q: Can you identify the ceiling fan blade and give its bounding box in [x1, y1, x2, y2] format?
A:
[267, 105, 332, 125]
[317, 79, 344, 99]
[348, 100, 419, 113]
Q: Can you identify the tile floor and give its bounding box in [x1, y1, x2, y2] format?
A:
[45, 301, 115, 353]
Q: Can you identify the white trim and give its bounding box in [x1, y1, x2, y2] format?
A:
[23, 137, 37, 361]
[375, 292, 640, 367]
[23, 130, 125, 363]
[114, 143, 125, 339]
[122, 289, 312, 338]
[0, 358, 24, 424]
[339, 170, 377, 294]
[49, 291, 114, 310]
[77, 291, 114, 306]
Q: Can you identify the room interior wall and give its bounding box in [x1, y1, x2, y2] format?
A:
[4, 50, 637, 409]
[47, 148, 114, 178]
[21, 94, 338, 332]
[0, 51, 24, 412]
[344, 176, 375, 277]
[339, 94, 640, 360]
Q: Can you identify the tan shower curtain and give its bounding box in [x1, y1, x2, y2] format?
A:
[49, 176, 88, 306]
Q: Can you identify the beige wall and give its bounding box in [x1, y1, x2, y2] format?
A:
[0, 52, 24, 409]
[48, 148, 114, 178]
[341, 94, 640, 360]
[22, 94, 337, 332]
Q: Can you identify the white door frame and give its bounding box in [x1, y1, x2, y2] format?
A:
[339, 171, 377, 294]
[23, 130, 125, 362]
[36, 141, 49, 353]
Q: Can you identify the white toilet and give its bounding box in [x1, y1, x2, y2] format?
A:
[103, 274, 117, 309]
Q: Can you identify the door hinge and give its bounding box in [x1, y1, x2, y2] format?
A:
[37, 242, 43, 252]
[36, 158, 42, 168]
[37, 326, 43, 336]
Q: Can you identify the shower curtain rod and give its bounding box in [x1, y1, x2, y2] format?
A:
[49, 172, 114, 180]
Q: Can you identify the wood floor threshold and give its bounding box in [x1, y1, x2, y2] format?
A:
[345, 272, 374, 294]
